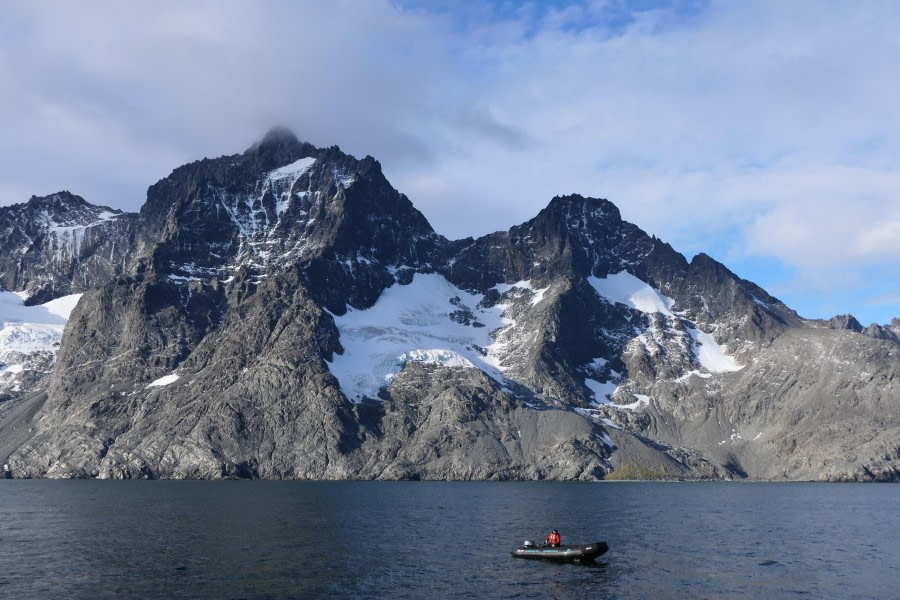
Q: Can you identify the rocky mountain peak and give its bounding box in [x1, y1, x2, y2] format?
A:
[826, 314, 864, 332]
[546, 193, 622, 221]
[244, 126, 316, 170]
[860, 319, 900, 346]
[1, 130, 897, 483]
[0, 191, 134, 303]
[26, 190, 87, 210]
[525, 194, 623, 242]
[125, 131, 443, 314]
[13, 191, 121, 224]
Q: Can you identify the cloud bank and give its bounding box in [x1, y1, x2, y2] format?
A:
[1, 0, 898, 325]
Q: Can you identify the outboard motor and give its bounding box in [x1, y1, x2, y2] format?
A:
[523, 540, 536, 548]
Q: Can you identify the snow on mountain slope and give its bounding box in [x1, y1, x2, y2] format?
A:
[685, 325, 742, 373]
[582, 271, 742, 408]
[0, 292, 82, 396]
[214, 157, 319, 253]
[0, 291, 81, 332]
[585, 379, 618, 404]
[589, 271, 740, 373]
[328, 273, 515, 402]
[266, 157, 317, 217]
[588, 271, 674, 315]
[494, 280, 550, 306]
[48, 210, 120, 257]
[327, 269, 742, 407]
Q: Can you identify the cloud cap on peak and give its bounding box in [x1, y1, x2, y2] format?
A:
[255, 126, 300, 148]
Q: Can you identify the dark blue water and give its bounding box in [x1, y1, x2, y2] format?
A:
[0, 481, 897, 599]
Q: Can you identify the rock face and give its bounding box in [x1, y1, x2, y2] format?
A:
[0, 192, 135, 303]
[0, 191, 133, 404]
[1, 128, 897, 481]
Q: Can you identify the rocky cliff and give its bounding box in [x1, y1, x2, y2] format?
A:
[1, 129, 897, 481]
[0, 191, 135, 303]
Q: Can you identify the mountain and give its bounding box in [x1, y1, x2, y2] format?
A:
[1, 129, 897, 481]
[0, 193, 136, 402]
[0, 191, 136, 303]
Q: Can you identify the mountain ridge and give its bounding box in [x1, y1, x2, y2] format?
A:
[1, 128, 896, 481]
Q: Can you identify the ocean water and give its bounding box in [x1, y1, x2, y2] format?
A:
[0, 480, 897, 599]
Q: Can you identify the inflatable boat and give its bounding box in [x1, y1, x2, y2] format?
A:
[511, 541, 609, 562]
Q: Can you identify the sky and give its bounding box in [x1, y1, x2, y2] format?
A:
[1, 0, 898, 326]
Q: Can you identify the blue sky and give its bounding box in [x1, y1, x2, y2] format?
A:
[1, 0, 898, 325]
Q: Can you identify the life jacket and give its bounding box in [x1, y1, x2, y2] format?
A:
[547, 532, 560, 546]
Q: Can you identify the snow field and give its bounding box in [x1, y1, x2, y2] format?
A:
[585, 270, 742, 408]
[327, 270, 742, 407]
[328, 273, 544, 402]
[266, 157, 316, 217]
[684, 326, 742, 373]
[148, 374, 180, 387]
[0, 292, 83, 386]
[588, 271, 674, 316]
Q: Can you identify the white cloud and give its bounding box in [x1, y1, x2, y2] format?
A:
[0, 0, 898, 323]
[854, 220, 900, 259]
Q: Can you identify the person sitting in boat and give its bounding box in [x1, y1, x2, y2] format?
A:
[545, 529, 561, 547]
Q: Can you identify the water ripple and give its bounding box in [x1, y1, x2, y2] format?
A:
[0, 480, 897, 599]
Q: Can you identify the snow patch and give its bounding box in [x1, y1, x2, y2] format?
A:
[595, 431, 616, 448]
[589, 272, 742, 375]
[148, 373, 180, 387]
[1, 293, 83, 394]
[588, 272, 674, 316]
[329, 273, 510, 402]
[268, 157, 317, 182]
[589, 357, 608, 370]
[492, 280, 550, 306]
[674, 370, 712, 382]
[0, 292, 81, 326]
[585, 379, 618, 404]
[685, 326, 743, 373]
[266, 157, 316, 216]
[585, 378, 650, 411]
[718, 429, 745, 445]
[43, 294, 82, 319]
[1, 292, 82, 355]
[614, 394, 651, 410]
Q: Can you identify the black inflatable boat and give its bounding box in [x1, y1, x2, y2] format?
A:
[512, 541, 609, 562]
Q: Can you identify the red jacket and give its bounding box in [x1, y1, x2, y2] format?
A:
[546, 532, 560, 546]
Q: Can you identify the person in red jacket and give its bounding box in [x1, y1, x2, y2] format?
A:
[546, 529, 561, 547]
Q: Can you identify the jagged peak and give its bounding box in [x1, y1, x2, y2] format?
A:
[826, 314, 864, 332]
[542, 194, 622, 223]
[241, 127, 320, 173]
[548, 193, 614, 208]
[25, 191, 88, 208]
[11, 192, 122, 220]
[690, 252, 725, 269]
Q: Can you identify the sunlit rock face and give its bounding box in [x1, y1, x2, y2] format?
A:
[0, 128, 897, 482]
